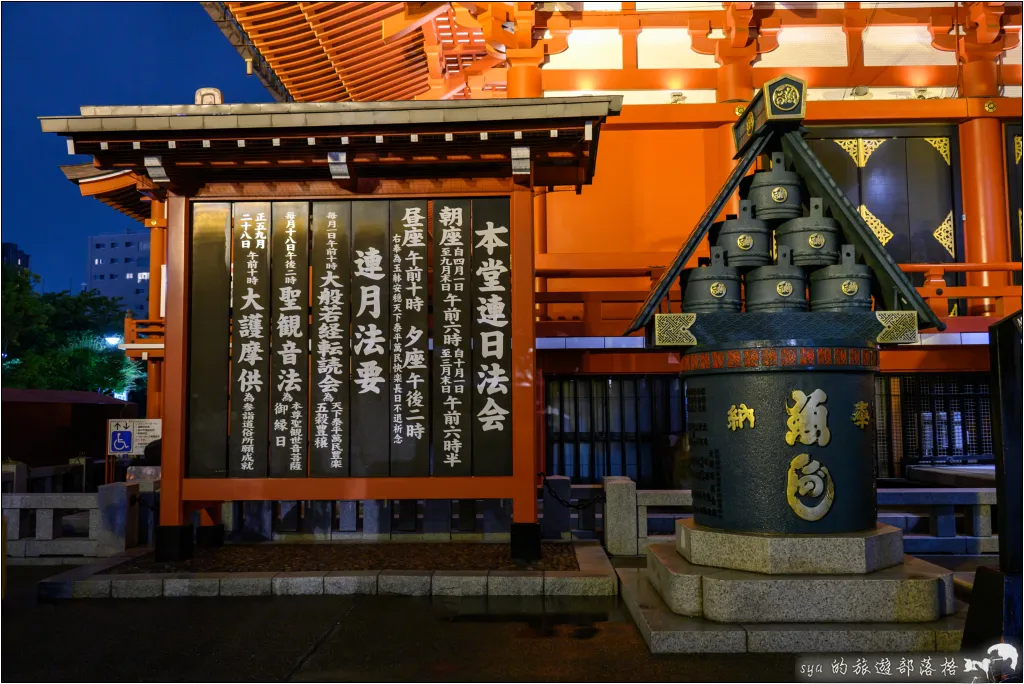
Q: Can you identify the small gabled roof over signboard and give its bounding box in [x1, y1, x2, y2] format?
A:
[625, 75, 944, 335]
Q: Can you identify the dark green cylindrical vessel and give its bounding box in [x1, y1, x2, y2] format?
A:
[682, 248, 742, 313]
[684, 340, 878, 534]
[810, 245, 873, 312]
[775, 197, 840, 267]
[712, 200, 772, 269]
[749, 151, 802, 220]
[745, 246, 807, 313]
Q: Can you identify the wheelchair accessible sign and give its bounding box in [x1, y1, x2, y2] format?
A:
[107, 419, 161, 457]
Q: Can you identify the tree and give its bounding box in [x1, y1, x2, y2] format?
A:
[1, 265, 144, 395]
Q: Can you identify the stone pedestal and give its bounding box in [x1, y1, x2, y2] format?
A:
[620, 520, 965, 654]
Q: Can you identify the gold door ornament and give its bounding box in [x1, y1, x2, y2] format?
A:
[727, 404, 755, 431]
[833, 139, 887, 167]
[932, 211, 956, 259]
[776, 281, 794, 297]
[841, 280, 859, 296]
[771, 186, 788, 203]
[924, 137, 950, 166]
[808, 233, 825, 249]
[709, 282, 727, 298]
[858, 204, 894, 246]
[785, 388, 830, 447]
[786, 453, 835, 522]
[737, 234, 753, 251]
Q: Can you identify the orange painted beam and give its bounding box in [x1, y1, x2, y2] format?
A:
[878, 346, 990, 373]
[78, 171, 138, 197]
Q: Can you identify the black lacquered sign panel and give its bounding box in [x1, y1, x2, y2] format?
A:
[390, 200, 431, 477]
[470, 198, 513, 476]
[269, 202, 309, 477]
[310, 202, 351, 477]
[350, 201, 391, 477]
[188, 202, 231, 477]
[230, 202, 271, 477]
[432, 199, 473, 476]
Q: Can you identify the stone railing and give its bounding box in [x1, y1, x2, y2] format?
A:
[602, 477, 998, 556]
[3, 483, 139, 561]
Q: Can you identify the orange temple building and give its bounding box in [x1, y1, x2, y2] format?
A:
[54, 1, 1022, 493]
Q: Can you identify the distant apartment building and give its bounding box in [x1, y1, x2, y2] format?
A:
[2, 242, 30, 270]
[87, 233, 151, 317]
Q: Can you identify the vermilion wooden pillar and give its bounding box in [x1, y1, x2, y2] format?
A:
[159, 195, 189, 530]
[510, 185, 539, 527]
[960, 113, 1012, 315]
[147, 199, 167, 419]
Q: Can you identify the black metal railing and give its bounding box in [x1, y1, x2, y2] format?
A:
[544, 375, 684, 488]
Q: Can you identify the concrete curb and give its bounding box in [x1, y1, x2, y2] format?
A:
[37, 542, 618, 599]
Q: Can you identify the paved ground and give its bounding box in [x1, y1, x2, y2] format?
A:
[2, 564, 796, 682]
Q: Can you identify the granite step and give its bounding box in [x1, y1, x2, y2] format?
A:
[619, 568, 965, 654]
[645, 543, 955, 623]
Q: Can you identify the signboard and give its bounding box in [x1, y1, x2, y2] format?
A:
[107, 419, 162, 457]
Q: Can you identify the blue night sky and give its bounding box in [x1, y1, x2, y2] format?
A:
[1, 2, 274, 291]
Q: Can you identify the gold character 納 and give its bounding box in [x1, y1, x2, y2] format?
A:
[785, 388, 830, 447]
[727, 403, 755, 431]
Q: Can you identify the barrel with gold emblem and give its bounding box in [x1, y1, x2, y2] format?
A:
[775, 197, 840, 267]
[683, 339, 878, 534]
[748, 151, 803, 220]
[744, 246, 807, 313]
[711, 199, 772, 269]
[682, 248, 742, 313]
[810, 245, 874, 312]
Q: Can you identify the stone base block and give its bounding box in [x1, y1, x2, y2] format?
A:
[432, 571, 488, 596]
[676, 519, 904, 575]
[109, 575, 164, 598]
[645, 543, 954, 623]
[619, 568, 966, 655]
[272, 572, 325, 595]
[378, 570, 432, 596]
[618, 568, 747, 654]
[325, 571, 379, 595]
[219, 573, 274, 597]
[645, 544, 701, 616]
[488, 571, 543, 596]
[164, 575, 222, 597]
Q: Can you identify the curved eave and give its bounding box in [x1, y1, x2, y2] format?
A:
[60, 164, 149, 223]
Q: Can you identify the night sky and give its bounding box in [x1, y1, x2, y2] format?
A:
[1, 2, 273, 291]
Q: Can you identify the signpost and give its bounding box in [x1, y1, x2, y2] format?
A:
[107, 419, 162, 457]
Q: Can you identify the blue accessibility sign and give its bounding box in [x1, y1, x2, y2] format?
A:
[110, 430, 133, 454]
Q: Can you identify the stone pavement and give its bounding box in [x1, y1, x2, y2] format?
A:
[2, 564, 796, 682]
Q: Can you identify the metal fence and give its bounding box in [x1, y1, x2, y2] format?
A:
[545, 371, 993, 487]
[875, 372, 994, 478]
[544, 375, 684, 488]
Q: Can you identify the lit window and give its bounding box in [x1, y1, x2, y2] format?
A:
[126, 273, 134, 279]
[138, 272, 150, 281]
[94, 258, 103, 265]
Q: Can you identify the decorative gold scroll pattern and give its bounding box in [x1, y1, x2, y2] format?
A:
[933, 210, 956, 258]
[834, 139, 860, 165]
[859, 204, 894, 245]
[1016, 136, 1022, 165]
[924, 137, 950, 165]
[654, 313, 697, 346]
[876, 311, 920, 344]
[833, 138, 887, 167]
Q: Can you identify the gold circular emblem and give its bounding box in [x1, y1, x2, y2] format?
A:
[808, 233, 826, 249]
[841, 279, 859, 296]
[771, 186, 788, 203]
[745, 112, 754, 136]
[734, 105, 745, 117]
[736, 234, 753, 251]
[772, 83, 800, 112]
[709, 281, 727, 298]
[984, 100, 996, 113]
[776, 281, 794, 297]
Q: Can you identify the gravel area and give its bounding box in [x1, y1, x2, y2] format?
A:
[105, 542, 579, 574]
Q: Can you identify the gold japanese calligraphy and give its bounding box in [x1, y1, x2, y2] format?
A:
[808, 233, 825, 249]
[786, 453, 835, 521]
[841, 279, 859, 296]
[851, 401, 870, 429]
[736, 234, 754, 251]
[709, 281, 727, 298]
[776, 281, 794, 297]
[727, 403, 755, 431]
[772, 84, 800, 111]
[785, 388, 831, 447]
[771, 186, 788, 203]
